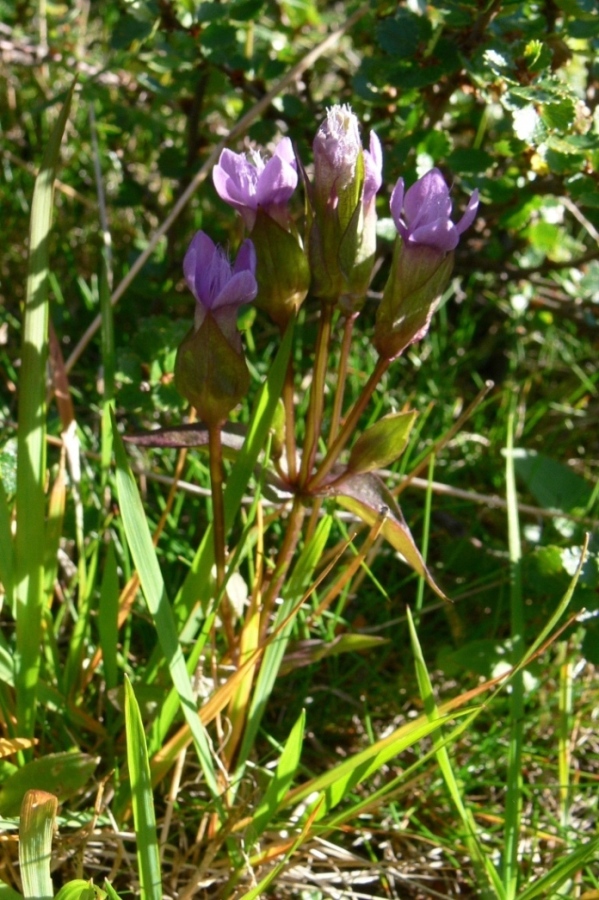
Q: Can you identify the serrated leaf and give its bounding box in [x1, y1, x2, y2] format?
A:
[347, 410, 417, 475]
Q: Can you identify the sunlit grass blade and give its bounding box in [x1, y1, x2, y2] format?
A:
[174, 321, 293, 628]
[503, 411, 525, 900]
[407, 606, 506, 899]
[19, 790, 57, 900]
[98, 540, 119, 693]
[124, 676, 162, 900]
[100, 249, 115, 484]
[15, 79, 76, 736]
[517, 836, 599, 900]
[0, 480, 14, 609]
[236, 515, 332, 771]
[54, 880, 101, 900]
[247, 709, 305, 843]
[111, 412, 221, 804]
[280, 709, 474, 820]
[0, 879, 23, 899]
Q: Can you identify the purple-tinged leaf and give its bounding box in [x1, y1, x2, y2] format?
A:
[330, 472, 448, 601]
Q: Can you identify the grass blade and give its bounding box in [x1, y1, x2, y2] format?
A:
[124, 676, 162, 900]
[236, 515, 332, 771]
[503, 411, 525, 900]
[15, 79, 76, 736]
[517, 836, 599, 900]
[112, 412, 221, 804]
[407, 606, 506, 899]
[247, 709, 305, 842]
[19, 790, 57, 900]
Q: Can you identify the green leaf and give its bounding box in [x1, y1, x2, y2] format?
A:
[0, 879, 23, 899]
[247, 710, 305, 842]
[15, 77, 77, 737]
[333, 473, 447, 601]
[19, 790, 57, 900]
[512, 449, 592, 513]
[517, 836, 599, 899]
[236, 515, 332, 770]
[124, 677, 162, 900]
[54, 881, 104, 900]
[347, 410, 417, 475]
[112, 411, 221, 804]
[0, 753, 97, 817]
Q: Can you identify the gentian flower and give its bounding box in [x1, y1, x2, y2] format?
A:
[175, 231, 257, 424]
[212, 137, 298, 230]
[374, 171, 479, 361]
[183, 230, 257, 346]
[310, 104, 383, 302]
[390, 168, 479, 252]
[312, 105, 382, 211]
[363, 131, 383, 210]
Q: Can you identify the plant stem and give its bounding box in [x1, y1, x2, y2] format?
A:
[208, 422, 235, 654]
[329, 312, 357, 443]
[309, 354, 390, 491]
[299, 303, 333, 485]
[503, 409, 524, 900]
[259, 496, 306, 641]
[283, 355, 297, 482]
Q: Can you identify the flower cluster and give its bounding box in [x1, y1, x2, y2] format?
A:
[176, 104, 479, 416]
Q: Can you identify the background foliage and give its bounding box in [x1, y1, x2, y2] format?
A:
[1, 0, 599, 896]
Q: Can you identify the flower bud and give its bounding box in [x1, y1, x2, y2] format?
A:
[374, 169, 479, 360]
[175, 314, 250, 426]
[250, 209, 310, 329]
[310, 105, 382, 303]
[374, 242, 454, 361]
[175, 231, 257, 423]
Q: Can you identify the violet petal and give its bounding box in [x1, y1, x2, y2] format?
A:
[455, 188, 480, 235]
[404, 169, 452, 229]
[390, 179, 405, 232]
[409, 220, 458, 252]
[212, 270, 258, 309]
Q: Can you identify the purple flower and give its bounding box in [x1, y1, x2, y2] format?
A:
[363, 132, 383, 209]
[212, 137, 298, 230]
[313, 105, 382, 209]
[183, 231, 257, 345]
[391, 168, 479, 253]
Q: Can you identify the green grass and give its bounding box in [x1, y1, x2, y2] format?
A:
[1, 0, 599, 896]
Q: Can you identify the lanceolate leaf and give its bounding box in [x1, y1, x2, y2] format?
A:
[346, 409, 417, 475]
[19, 790, 57, 900]
[332, 472, 447, 601]
[15, 79, 77, 737]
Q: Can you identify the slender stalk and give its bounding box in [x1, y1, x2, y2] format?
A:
[309, 354, 390, 491]
[503, 409, 524, 900]
[283, 355, 298, 482]
[414, 453, 435, 623]
[208, 423, 235, 653]
[299, 304, 334, 484]
[259, 497, 306, 641]
[329, 312, 357, 443]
